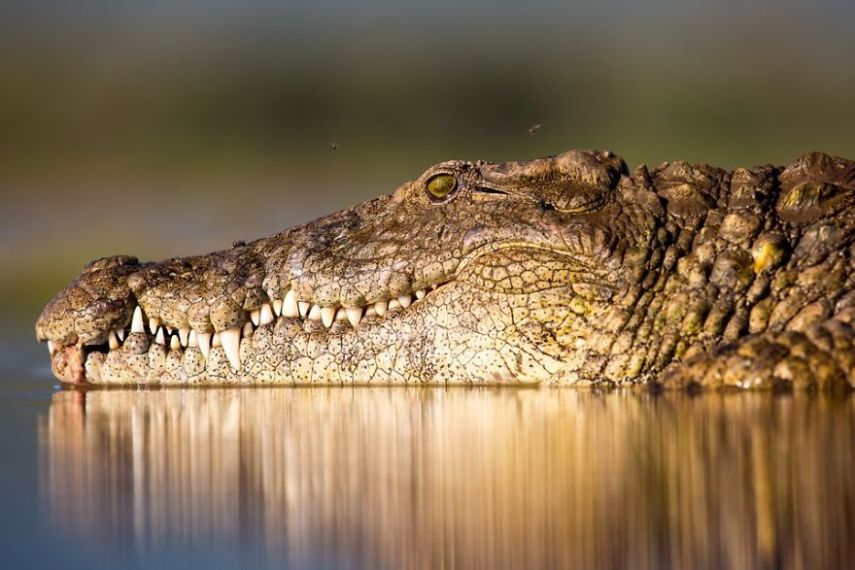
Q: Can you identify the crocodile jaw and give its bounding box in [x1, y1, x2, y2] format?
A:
[41, 244, 606, 385]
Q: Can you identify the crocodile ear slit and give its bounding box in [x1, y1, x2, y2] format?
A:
[473, 185, 508, 196]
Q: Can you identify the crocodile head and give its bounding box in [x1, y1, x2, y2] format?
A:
[36, 149, 664, 385]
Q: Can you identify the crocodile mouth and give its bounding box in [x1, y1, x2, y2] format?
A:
[42, 236, 585, 384]
[47, 278, 454, 383]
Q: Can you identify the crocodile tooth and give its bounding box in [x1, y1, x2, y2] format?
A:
[212, 332, 222, 348]
[415, 289, 426, 300]
[149, 317, 161, 331]
[283, 290, 300, 318]
[308, 305, 322, 321]
[365, 304, 377, 317]
[197, 333, 211, 358]
[220, 327, 241, 370]
[169, 335, 181, 351]
[243, 321, 254, 338]
[47, 340, 57, 355]
[398, 294, 412, 308]
[299, 301, 311, 319]
[131, 306, 145, 333]
[259, 304, 275, 326]
[250, 308, 261, 326]
[374, 300, 388, 317]
[335, 307, 348, 322]
[116, 328, 126, 341]
[388, 298, 402, 311]
[321, 306, 336, 328]
[272, 299, 283, 317]
[155, 328, 166, 345]
[346, 307, 363, 328]
[188, 330, 199, 348]
[178, 328, 190, 347]
[109, 330, 120, 350]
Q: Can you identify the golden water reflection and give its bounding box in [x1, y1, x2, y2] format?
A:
[41, 388, 855, 569]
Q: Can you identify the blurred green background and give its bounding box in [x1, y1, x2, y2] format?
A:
[2, 0, 854, 328]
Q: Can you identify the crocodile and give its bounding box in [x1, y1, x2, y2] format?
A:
[35, 149, 855, 389]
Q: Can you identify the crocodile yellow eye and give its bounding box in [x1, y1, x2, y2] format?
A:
[426, 174, 457, 200]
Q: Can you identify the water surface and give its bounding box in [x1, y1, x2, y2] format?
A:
[1, 340, 853, 569]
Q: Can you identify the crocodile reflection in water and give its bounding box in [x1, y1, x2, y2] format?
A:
[41, 388, 855, 568]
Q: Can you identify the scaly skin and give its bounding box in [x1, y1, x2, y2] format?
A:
[35, 150, 855, 388]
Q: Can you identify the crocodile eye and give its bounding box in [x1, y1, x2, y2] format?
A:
[426, 174, 457, 201]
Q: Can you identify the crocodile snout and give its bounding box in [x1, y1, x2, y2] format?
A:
[36, 255, 142, 347]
